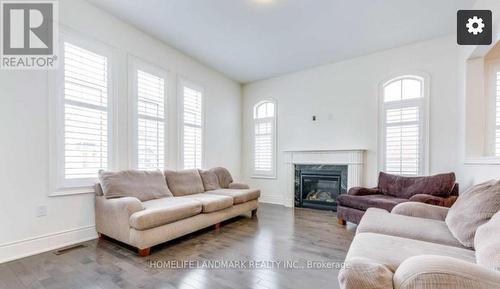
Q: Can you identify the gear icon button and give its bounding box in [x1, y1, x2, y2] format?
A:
[457, 10, 492, 45]
[466, 16, 485, 35]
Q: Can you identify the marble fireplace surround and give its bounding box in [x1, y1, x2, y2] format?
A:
[284, 149, 365, 208]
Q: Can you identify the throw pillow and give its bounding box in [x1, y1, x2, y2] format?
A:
[199, 170, 221, 191]
[98, 170, 172, 201]
[446, 180, 500, 248]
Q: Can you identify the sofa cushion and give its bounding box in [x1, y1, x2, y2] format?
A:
[205, 189, 260, 204]
[129, 198, 202, 230]
[345, 233, 475, 272]
[209, 167, 234, 188]
[446, 179, 500, 248]
[199, 170, 221, 191]
[378, 172, 456, 199]
[358, 208, 464, 248]
[337, 194, 408, 212]
[475, 211, 500, 271]
[179, 193, 233, 213]
[164, 169, 205, 196]
[98, 170, 172, 201]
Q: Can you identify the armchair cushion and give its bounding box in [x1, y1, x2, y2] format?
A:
[337, 194, 408, 212]
[391, 202, 449, 221]
[348, 187, 381, 196]
[164, 169, 205, 196]
[359, 208, 462, 248]
[394, 255, 500, 289]
[378, 172, 456, 199]
[98, 170, 172, 201]
[446, 179, 500, 248]
[409, 194, 457, 207]
[475, 211, 500, 271]
[345, 233, 475, 273]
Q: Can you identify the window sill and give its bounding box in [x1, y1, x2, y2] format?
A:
[49, 186, 95, 197]
[464, 157, 500, 165]
[251, 175, 277, 180]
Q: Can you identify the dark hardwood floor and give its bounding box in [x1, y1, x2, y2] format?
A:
[0, 204, 355, 289]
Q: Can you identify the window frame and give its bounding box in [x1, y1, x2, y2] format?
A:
[128, 56, 168, 170]
[49, 29, 115, 196]
[252, 99, 277, 179]
[178, 77, 205, 170]
[486, 60, 500, 156]
[378, 73, 430, 176]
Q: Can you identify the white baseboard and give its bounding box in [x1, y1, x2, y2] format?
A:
[259, 195, 286, 206]
[0, 225, 97, 264]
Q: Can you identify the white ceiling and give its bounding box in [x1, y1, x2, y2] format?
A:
[86, 0, 474, 83]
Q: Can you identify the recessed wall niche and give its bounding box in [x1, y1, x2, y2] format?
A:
[465, 41, 500, 161]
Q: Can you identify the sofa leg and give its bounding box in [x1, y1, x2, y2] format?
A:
[138, 248, 150, 257]
[337, 218, 346, 225]
[214, 222, 221, 230]
[98, 233, 105, 240]
[251, 209, 258, 218]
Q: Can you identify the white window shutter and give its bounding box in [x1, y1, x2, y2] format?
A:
[136, 70, 165, 170]
[63, 42, 109, 180]
[182, 85, 203, 169]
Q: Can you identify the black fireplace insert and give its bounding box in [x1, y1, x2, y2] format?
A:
[299, 170, 342, 210]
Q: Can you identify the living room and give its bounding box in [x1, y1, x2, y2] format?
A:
[1, 0, 499, 288]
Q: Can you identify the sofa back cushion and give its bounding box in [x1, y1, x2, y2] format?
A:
[446, 180, 500, 248]
[164, 169, 205, 196]
[475, 211, 500, 271]
[209, 167, 233, 188]
[98, 170, 172, 201]
[199, 170, 221, 191]
[378, 172, 456, 199]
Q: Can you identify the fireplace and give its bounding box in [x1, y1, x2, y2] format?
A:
[295, 165, 347, 211]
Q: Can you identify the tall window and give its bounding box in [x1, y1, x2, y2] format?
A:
[62, 41, 111, 184]
[381, 75, 427, 176]
[253, 100, 276, 178]
[133, 65, 167, 170]
[181, 81, 203, 169]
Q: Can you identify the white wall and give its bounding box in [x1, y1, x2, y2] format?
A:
[242, 36, 461, 205]
[0, 0, 241, 262]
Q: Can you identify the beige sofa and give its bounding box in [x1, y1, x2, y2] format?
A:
[339, 202, 500, 289]
[95, 167, 259, 256]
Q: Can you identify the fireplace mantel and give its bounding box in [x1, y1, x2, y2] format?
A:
[283, 149, 365, 207]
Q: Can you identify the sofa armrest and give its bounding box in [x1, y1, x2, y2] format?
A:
[228, 182, 250, 189]
[409, 193, 457, 207]
[338, 258, 394, 289]
[391, 202, 449, 221]
[95, 196, 144, 242]
[348, 187, 381, 196]
[394, 255, 500, 289]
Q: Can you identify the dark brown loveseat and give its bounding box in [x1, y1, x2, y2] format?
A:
[337, 172, 458, 224]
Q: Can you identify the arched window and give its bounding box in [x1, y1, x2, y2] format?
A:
[380, 75, 428, 176]
[253, 100, 276, 177]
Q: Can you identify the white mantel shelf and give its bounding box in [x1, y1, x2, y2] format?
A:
[283, 149, 365, 208]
